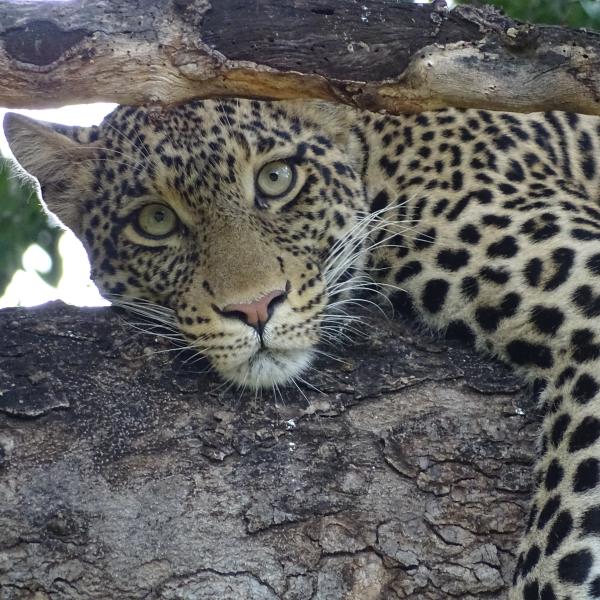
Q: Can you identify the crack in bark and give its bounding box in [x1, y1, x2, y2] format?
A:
[155, 566, 281, 598]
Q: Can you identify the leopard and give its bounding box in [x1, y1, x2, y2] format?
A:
[6, 97, 600, 599]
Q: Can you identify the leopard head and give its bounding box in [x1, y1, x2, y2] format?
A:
[4, 99, 370, 389]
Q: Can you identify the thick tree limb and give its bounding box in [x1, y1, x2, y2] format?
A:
[0, 303, 535, 599]
[1, 0, 600, 115]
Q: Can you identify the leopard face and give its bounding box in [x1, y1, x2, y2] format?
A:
[5, 100, 368, 388]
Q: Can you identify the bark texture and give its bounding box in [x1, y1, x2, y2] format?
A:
[0, 302, 535, 599]
[1, 0, 600, 115]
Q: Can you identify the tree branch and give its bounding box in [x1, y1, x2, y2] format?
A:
[0, 302, 535, 598]
[1, 0, 600, 114]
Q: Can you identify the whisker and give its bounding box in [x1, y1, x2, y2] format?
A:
[290, 376, 311, 405]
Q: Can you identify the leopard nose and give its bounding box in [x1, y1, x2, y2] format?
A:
[218, 288, 288, 333]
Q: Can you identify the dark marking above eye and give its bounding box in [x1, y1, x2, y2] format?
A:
[276, 255, 285, 274]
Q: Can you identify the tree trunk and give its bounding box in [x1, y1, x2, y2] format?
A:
[0, 302, 534, 599]
[0, 0, 600, 115]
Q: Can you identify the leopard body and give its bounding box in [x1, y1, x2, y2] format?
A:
[7, 98, 600, 598]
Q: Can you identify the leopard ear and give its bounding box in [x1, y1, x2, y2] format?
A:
[3, 112, 98, 234]
[299, 101, 365, 171]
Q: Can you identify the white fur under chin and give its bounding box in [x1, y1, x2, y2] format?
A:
[219, 348, 314, 389]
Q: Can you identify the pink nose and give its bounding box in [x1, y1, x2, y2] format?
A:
[219, 289, 287, 332]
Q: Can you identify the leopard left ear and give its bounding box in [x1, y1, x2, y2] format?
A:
[3, 112, 98, 235]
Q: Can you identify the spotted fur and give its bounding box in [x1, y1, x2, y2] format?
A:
[7, 99, 600, 598]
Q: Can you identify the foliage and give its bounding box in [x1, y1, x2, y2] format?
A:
[0, 158, 62, 296]
[456, 0, 600, 30]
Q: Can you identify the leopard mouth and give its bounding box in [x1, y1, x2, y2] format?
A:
[217, 347, 314, 389]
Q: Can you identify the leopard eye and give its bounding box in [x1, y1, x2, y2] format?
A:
[136, 204, 178, 239]
[256, 160, 295, 198]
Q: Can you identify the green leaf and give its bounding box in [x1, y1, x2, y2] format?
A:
[0, 158, 63, 296]
[454, 0, 600, 30]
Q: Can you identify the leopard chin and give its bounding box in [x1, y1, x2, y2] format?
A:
[216, 347, 315, 390]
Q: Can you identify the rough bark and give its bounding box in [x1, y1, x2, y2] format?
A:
[0, 302, 535, 599]
[1, 0, 600, 115]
